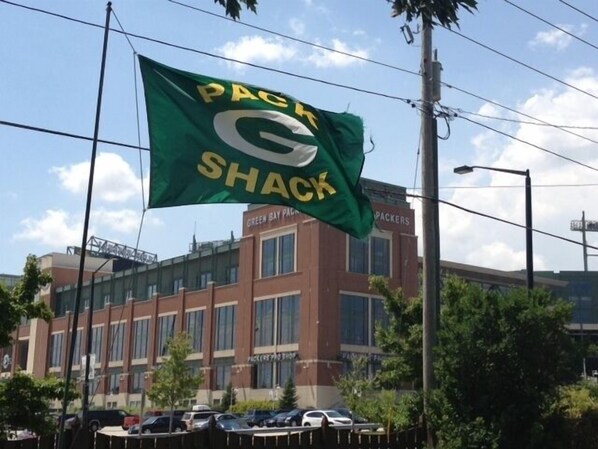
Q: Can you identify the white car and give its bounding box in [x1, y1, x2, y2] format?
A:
[301, 410, 352, 427]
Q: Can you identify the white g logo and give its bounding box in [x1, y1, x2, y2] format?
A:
[213, 110, 318, 167]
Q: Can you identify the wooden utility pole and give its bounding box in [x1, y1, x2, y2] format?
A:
[420, 21, 440, 448]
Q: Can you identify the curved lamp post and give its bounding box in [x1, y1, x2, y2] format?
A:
[454, 165, 534, 292]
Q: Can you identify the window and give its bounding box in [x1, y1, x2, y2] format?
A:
[261, 233, 295, 277]
[108, 369, 121, 394]
[103, 294, 111, 305]
[186, 310, 204, 353]
[173, 278, 184, 293]
[215, 305, 236, 351]
[254, 294, 300, 347]
[371, 299, 389, 347]
[254, 359, 295, 389]
[214, 357, 233, 390]
[147, 284, 157, 299]
[131, 368, 145, 394]
[255, 299, 274, 347]
[157, 315, 176, 356]
[133, 319, 149, 359]
[72, 329, 83, 366]
[340, 294, 389, 347]
[126, 289, 133, 301]
[278, 295, 299, 345]
[110, 323, 125, 362]
[341, 295, 368, 345]
[228, 266, 239, 284]
[50, 333, 64, 368]
[348, 235, 391, 276]
[198, 272, 212, 289]
[91, 327, 103, 363]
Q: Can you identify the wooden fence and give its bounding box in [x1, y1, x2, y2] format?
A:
[2, 423, 425, 449]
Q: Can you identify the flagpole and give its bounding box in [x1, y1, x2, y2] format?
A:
[57, 3, 112, 449]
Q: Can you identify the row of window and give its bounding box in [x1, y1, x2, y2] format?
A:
[50, 293, 388, 371]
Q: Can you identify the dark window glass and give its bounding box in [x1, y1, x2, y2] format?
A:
[348, 237, 368, 274]
[133, 319, 149, 359]
[255, 299, 274, 347]
[91, 327, 103, 363]
[340, 295, 368, 345]
[279, 234, 295, 274]
[261, 238, 276, 277]
[371, 237, 390, 276]
[110, 323, 125, 362]
[157, 315, 176, 356]
[186, 310, 204, 353]
[278, 295, 299, 345]
[215, 305, 236, 351]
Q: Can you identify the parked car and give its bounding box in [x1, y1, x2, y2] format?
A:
[195, 414, 250, 432]
[65, 409, 132, 432]
[334, 408, 368, 423]
[128, 416, 186, 434]
[283, 409, 310, 427]
[302, 410, 352, 427]
[265, 412, 288, 428]
[122, 410, 163, 430]
[243, 409, 275, 427]
[182, 410, 220, 430]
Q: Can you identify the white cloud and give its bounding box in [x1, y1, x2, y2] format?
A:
[217, 36, 297, 70]
[307, 39, 368, 68]
[529, 26, 574, 51]
[94, 208, 163, 234]
[439, 69, 598, 271]
[50, 152, 142, 203]
[13, 210, 83, 248]
[289, 18, 305, 36]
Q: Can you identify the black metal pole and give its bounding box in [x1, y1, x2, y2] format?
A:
[57, 3, 112, 449]
[525, 170, 534, 293]
[82, 274, 95, 428]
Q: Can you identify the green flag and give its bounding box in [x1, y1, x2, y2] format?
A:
[139, 55, 374, 239]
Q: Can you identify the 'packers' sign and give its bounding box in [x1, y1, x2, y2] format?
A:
[139, 55, 374, 239]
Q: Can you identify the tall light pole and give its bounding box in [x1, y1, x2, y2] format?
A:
[454, 165, 534, 292]
[82, 258, 114, 428]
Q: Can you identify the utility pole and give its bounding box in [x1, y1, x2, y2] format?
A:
[420, 21, 440, 448]
[570, 211, 598, 271]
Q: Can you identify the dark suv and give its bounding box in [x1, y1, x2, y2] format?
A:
[243, 409, 275, 427]
[66, 409, 131, 432]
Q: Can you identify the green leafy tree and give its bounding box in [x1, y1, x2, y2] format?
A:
[0, 255, 52, 347]
[215, 0, 478, 28]
[369, 276, 422, 388]
[0, 372, 78, 438]
[221, 382, 237, 411]
[370, 276, 581, 448]
[433, 277, 579, 449]
[278, 377, 298, 410]
[147, 332, 203, 434]
[335, 356, 374, 415]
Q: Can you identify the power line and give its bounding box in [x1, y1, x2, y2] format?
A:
[558, 0, 598, 23]
[438, 104, 598, 147]
[0, 119, 150, 150]
[167, 0, 422, 78]
[456, 114, 598, 172]
[3, 0, 593, 156]
[445, 27, 598, 102]
[504, 0, 598, 52]
[410, 192, 598, 252]
[3, 0, 597, 175]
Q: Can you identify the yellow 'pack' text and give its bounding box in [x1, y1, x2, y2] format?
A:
[197, 83, 319, 130]
[197, 151, 337, 202]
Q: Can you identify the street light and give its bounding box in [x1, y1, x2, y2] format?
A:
[82, 257, 114, 428]
[454, 165, 534, 292]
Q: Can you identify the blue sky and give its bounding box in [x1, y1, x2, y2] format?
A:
[1, 0, 598, 275]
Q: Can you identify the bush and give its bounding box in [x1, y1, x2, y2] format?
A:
[229, 399, 277, 415]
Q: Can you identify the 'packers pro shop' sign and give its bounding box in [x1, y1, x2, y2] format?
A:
[139, 55, 374, 239]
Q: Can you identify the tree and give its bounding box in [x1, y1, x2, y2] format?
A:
[278, 376, 298, 410]
[147, 332, 203, 434]
[0, 372, 78, 438]
[370, 276, 422, 389]
[431, 277, 579, 449]
[0, 255, 52, 347]
[214, 0, 477, 28]
[221, 382, 237, 411]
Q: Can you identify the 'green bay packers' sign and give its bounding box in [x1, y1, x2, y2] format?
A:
[139, 55, 374, 239]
